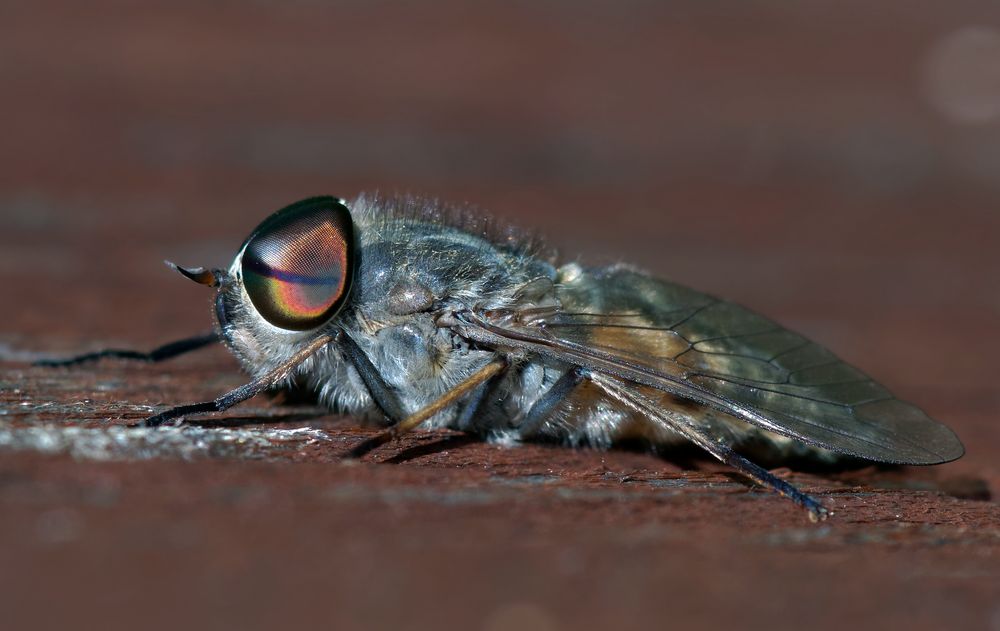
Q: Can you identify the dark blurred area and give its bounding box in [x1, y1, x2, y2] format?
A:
[1, 2, 999, 630]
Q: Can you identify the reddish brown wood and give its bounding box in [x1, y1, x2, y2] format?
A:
[2, 3, 998, 629]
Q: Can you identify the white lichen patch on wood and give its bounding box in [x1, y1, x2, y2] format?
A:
[0, 420, 331, 461]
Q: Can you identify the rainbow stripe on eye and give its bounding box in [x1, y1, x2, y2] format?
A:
[243, 256, 346, 319]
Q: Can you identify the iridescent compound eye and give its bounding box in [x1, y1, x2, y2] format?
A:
[240, 196, 355, 331]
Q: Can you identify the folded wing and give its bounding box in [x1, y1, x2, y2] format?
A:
[470, 267, 963, 464]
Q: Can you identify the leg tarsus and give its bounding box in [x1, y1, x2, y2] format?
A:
[590, 373, 829, 520]
[35, 332, 219, 367]
[143, 373, 276, 427]
[144, 401, 221, 427]
[717, 448, 828, 520]
[141, 332, 337, 427]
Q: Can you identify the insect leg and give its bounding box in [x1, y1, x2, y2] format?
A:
[515, 367, 588, 439]
[34, 332, 220, 367]
[142, 332, 337, 427]
[454, 371, 505, 433]
[694, 437, 827, 521]
[337, 332, 407, 423]
[590, 373, 828, 521]
[348, 359, 508, 458]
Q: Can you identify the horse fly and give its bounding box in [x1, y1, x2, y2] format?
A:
[40, 195, 965, 520]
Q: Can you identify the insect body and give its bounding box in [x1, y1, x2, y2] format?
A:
[42, 195, 965, 520]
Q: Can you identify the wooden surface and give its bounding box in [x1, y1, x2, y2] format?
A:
[2, 3, 999, 630]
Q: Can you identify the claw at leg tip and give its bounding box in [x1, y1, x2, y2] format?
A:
[808, 505, 830, 523]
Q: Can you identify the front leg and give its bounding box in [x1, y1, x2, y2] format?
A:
[143, 333, 337, 427]
[35, 332, 219, 367]
[142, 328, 409, 429]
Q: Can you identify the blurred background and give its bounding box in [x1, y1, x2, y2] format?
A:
[2, 2, 999, 629]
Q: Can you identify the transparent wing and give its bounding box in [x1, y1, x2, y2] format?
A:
[462, 267, 963, 465]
